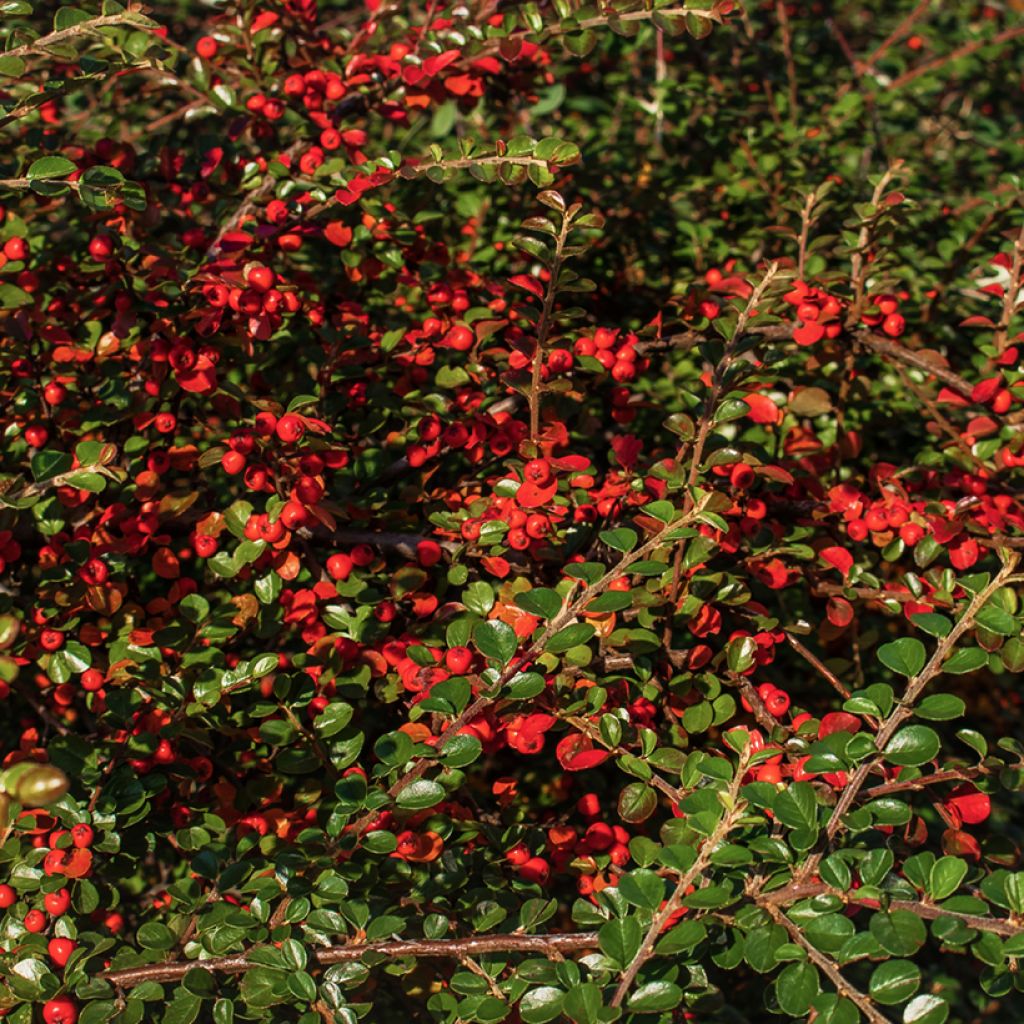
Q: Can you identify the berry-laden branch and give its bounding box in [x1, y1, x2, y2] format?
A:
[351, 494, 712, 835]
[99, 931, 600, 988]
[826, 552, 1020, 841]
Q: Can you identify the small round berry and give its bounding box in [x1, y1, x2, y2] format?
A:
[44, 888, 70, 916]
[444, 646, 472, 674]
[275, 414, 305, 444]
[0, 883, 16, 908]
[195, 35, 218, 59]
[247, 265, 275, 293]
[88, 235, 114, 260]
[48, 937, 76, 967]
[71, 824, 95, 849]
[326, 553, 353, 581]
[24, 908, 47, 932]
[42, 997, 79, 1024]
[3, 237, 28, 260]
[517, 857, 550, 885]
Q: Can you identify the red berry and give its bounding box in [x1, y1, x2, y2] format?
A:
[48, 937, 76, 967]
[517, 857, 550, 884]
[88, 235, 114, 260]
[0, 883, 15, 908]
[326, 553, 353, 581]
[42, 997, 78, 1024]
[222, 450, 246, 475]
[275, 414, 305, 443]
[71, 824, 95, 849]
[247, 265, 275, 292]
[3, 237, 27, 260]
[444, 646, 472, 674]
[44, 888, 70, 916]
[196, 36, 218, 59]
[523, 459, 552, 486]
[25, 908, 47, 932]
[443, 324, 474, 351]
[764, 690, 790, 717]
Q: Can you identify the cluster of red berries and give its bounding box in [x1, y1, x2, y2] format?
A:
[827, 469, 1024, 567]
[573, 327, 644, 382]
[504, 791, 633, 892]
[784, 280, 846, 346]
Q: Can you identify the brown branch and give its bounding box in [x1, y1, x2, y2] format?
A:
[862, 0, 934, 70]
[862, 765, 987, 799]
[888, 25, 1024, 92]
[775, 0, 799, 116]
[659, 323, 976, 402]
[100, 931, 599, 988]
[573, 6, 718, 31]
[825, 553, 1019, 841]
[1, 13, 142, 63]
[204, 140, 305, 261]
[762, 902, 894, 1024]
[994, 223, 1024, 354]
[847, 163, 903, 328]
[609, 745, 752, 1008]
[528, 204, 572, 442]
[664, 264, 781, 617]
[784, 633, 852, 701]
[762, 880, 1024, 938]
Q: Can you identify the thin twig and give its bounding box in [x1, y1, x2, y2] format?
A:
[609, 744, 752, 1007]
[762, 903, 894, 1024]
[825, 553, 1019, 841]
[100, 931, 600, 988]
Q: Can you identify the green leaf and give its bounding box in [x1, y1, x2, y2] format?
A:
[869, 910, 927, 956]
[975, 603, 1018, 636]
[915, 694, 965, 721]
[545, 622, 594, 653]
[617, 868, 665, 910]
[928, 856, 967, 900]
[395, 779, 445, 810]
[775, 961, 819, 1016]
[599, 916, 642, 967]
[618, 782, 657, 824]
[515, 588, 562, 619]
[911, 613, 951, 638]
[877, 638, 926, 677]
[519, 987, 565, 1024]
[903, 994, 949, 1024]
[942, 647, 988, 674]
[599, 527, 637, 552]
[28, 156, 76, 180]
[627, 980, 683, 1013]
[473, 620, 518, 665]
[772, 781, 819, 831]
[883, 726, 940, 767]
[869, 960, 921, 1005]
[562, 982, 602, 1024]
[504, 671, 546, 700]
[31, 449, 74, 482]
[137, 922, 177, 949]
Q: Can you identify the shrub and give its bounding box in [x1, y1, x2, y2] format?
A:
[2, 1, 1024, 1023]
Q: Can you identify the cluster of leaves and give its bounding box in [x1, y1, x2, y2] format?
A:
[2, 1, 1024, 1023]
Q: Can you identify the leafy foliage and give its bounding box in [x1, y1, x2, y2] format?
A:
[1, 1, 1024, 1023]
